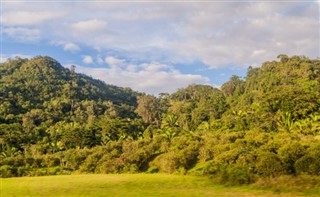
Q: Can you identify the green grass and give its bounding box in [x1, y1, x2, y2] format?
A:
[0, 174, 318, 197]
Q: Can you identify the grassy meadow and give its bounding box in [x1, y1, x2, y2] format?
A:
[1, 174, 318, 197]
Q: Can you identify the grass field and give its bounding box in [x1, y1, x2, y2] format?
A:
[0, 174, 318, 197]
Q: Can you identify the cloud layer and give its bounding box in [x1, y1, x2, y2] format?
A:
[76, 55, 209, 95]
[2, 1, 319, 93]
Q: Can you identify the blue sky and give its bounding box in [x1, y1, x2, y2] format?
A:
[1, 1, 319, 95]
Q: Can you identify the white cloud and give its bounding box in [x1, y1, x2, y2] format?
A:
[3, 1, 319, 70]
[63, 43, 80, 52]
[4, 27, 40, 42]
[169, 2, 319, 68]
[49, 41, 81, 53]
[3, 11, 63, 25]
[1, 54, 33, 63]
[82, 55, 94, 64]
[105, 56, 125, 66]
[71, 19, 107, 34]
[0, 57, 8, 63]
[140, 62, 171, 72]
[75, 56, 210, 95]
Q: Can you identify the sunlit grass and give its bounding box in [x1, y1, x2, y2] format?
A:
[1, 174, 318, 197]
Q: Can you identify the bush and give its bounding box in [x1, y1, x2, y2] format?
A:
[42, 155, 60, 167]
[295, 143, 320, 175]
[120, 139, 152, 171]
[201, 161, 224, 176]
[146, 166, 159, 173]
[212, 165, 255, 185]
[226, 166, 255, 185]
[256, 152, 285, 177]
[95, 158, 124, 173]
[177, 166, 187, 175]
[278, 141, 305, 174]
[24, 157, 35, 167]
[32, 168, 47, 176]
[151, 152, 180, 173]
[122, 164, 139, 173]
[17, 166, 31, 176]
[47, 166, 63, 175]
[62, 149, 91, 170]
[0, 165, 16, 177]
[150, 136, 199, 174]
[188, 161, 212, 176]
[1, 156, 24, 167]
[79, 152, 104, 173]
[33, 157, 43, 168]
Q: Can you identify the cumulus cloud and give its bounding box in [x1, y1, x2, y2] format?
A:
[0, 58, 8, 63]
[63, 43, 80, 52]
[82, 55, 94, 64]
[3, 1, 319, 70]
[4, 27, 40, 42]
[169, 2, 319, 68]
[3, 11, 63, 25]
[75, 56, 210, 95]
[1, 54, 33, 63]
[105, 56, 125, 66]
[71, 19, 107, 34]
[49, 41, 81, 53]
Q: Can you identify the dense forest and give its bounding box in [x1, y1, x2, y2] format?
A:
[0, 55, 320, 185]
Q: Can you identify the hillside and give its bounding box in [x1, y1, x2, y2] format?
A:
[222, 55, 320, 132]
[0, 56, 140, 150]
[0, 55, 320, 188]
[0, 56, 139, 115]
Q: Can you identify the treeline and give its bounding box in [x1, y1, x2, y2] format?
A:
[0, 55, 320, 185]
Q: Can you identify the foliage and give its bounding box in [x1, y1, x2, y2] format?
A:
[1, 55, 320, 188]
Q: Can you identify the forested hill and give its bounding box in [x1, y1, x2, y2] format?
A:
[1, 55, 320, 185]
[0, 56, 140, 123]
[220, 54, 320, 132]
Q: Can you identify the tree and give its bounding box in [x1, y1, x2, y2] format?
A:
[221, 75, 244, 98]
[135, 95, 163, 126]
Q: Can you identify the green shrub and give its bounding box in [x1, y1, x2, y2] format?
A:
[295, 143, 320, 175]
[211, 165, 255, 185]
[120, 139, 151, 170]
[33, 157, 43, 168]
[188, 161, 213, 176]
[42, 155, 60, 167]
[122, 164, 139, 173]
[256, 152, 284, 177]
[0, 165, 16, 177]
[79, 152, 103, 173]
[146, 166, 159, 173]
[96, 157, 125, 173]
[1, 156, 24, 167]
[226, 166, 255, 185]
[24, 157, 35, 166]
[151, 152, 180, 173]
[151, 136, 200, 173]
[177, 166, 187, 175]
[61, 149, 92, 170]
[33, 168, 48, 176]
[278, 141, 305, 174]
[202, 162, 223, 176]
[47, 166, 63, 175]
[17, 166, 31, 177]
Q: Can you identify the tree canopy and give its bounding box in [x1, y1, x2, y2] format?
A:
[1, 55, 320, 186]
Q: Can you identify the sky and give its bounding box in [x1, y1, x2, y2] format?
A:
[1, 0, 319, 95]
